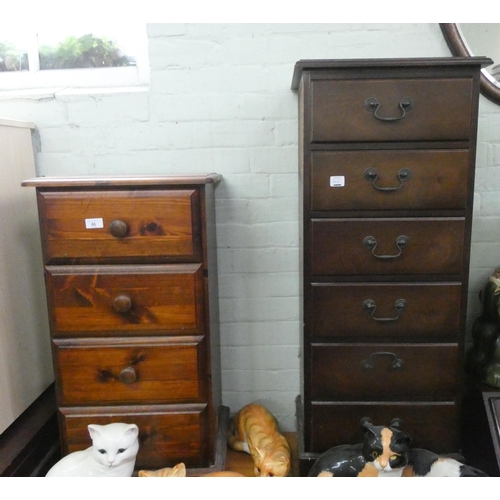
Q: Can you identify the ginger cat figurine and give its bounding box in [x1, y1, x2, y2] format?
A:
[139, 463, 187, 477]
[228, 403, 291, 477]
[138, 462, 244, 477]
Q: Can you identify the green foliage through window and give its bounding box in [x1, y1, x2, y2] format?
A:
[39, 33, 135, 70]
[0, 40, 29, 71]
[0, 33, 134, 72]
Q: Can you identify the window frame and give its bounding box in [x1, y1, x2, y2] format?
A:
[0, 26, 150, 93]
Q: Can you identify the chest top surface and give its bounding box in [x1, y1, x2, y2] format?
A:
[291, 56, 493, 90]
[22, 173, 222, 189]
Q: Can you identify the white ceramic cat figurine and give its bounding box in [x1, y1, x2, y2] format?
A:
[46, 423, 140, 477]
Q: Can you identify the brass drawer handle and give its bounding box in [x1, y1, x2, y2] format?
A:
[364, 168, 411, 191]
[109, 219, 129, 238]
[363, 298, 407, 322]
[119, 366, 137, 384]
[363, 235, 409, 259]
[113, 294, 132, 313]
[361, 352, 404, 370]
[365, 97, 414, 121]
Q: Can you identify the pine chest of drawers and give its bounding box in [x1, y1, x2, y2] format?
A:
[291, 57, 491, 474]
[22, 175, 226, 473]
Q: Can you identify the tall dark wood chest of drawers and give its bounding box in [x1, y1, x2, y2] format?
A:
[22, 174, 226, 473]
[291, 57, 491, 475]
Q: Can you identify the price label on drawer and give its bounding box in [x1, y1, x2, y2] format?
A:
[85, 218, 104, 229]
[330, 176, 345, 187]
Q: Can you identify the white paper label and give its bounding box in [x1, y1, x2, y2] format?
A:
[85, 218, 104, 229]
[330, 175, 345, 187]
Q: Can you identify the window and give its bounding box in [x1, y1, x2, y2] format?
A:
[0, 22, 149, 92]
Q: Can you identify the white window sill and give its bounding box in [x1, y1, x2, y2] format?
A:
[0, 85, 149, 99]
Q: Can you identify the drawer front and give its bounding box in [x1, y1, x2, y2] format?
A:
[46, 264, 204, 336]
[38, 189, 201, 263]
[310, 78, 473, 143]
[310, 282, 462, 339]
[311, 150, 469, 211]
[60, 404, 210, 468]
[309, 402, 458, 454]
[55, 337, 205, 405]
[311, 218, 465, 276]
[310, 343, 458, 401]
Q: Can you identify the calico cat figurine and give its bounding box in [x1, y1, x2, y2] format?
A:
[403, 448, 488, 477]
[308, 418, 488, 477]
[228, 403, 291, 477]
[46, 423, 139, 477]
[139, 462, 245, 477]
[308, 417, 411, 477]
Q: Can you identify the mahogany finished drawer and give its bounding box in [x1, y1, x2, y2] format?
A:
[310, 150, 469, 211]
[37, 189, 202, 263]
[45, 264, 205, 336]
[311, 343, 458, 401]
[309, 402, 458, 454]
[60, 404, 211, 468]
[310, 282, 462, 339]
[310, 217, 465, 276]
[54, 336, 206, 405]
[310, 78, 473, 143]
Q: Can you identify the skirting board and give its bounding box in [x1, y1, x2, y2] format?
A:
[0, 384, 59, 477]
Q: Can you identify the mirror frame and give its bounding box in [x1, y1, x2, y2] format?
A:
[440, 23, 500, 105]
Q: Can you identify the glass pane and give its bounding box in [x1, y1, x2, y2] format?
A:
[37, 23, 138, 70]
[0, 33, 29, 71]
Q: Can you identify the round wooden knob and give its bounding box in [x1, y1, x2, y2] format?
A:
[119, 366, 137, 384]
[109, 219, 128, 238]
[113, 295, 132, 313]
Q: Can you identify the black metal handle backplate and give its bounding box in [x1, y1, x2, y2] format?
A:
[365, 97, 414, 122]
[363, 235, 409, 259]
[364, 167, 411, 191]
[361, 351, 404, 370]
[363, 298, 407, 322]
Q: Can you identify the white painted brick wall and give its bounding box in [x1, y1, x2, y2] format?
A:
[1, 23, 499, 432]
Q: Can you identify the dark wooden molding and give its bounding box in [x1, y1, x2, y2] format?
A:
[0, 384, 60, 477]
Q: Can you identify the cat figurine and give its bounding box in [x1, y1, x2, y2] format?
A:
[46, 423, 140, 477]
[308, 418, 488, 477]
[308, 417, 411, 477]
[138, 462, 245, 477]
[402, 448, 488, 477]
[227, 403, 291, 477]
[138, 463, 187, 477]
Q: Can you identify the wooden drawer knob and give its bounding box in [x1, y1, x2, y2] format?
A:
[109, 219, 129, 238]
[119, 366, 137, 384]
[113, 294, 132, 313]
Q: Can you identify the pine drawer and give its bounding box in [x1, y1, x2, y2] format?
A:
[46, 264, 205, 337]
[60, 404, 211, 469]
[37, 189, 202, 264]
[54, 336, 206, 405]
